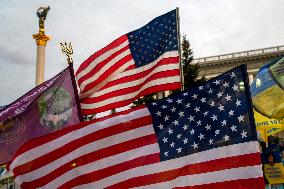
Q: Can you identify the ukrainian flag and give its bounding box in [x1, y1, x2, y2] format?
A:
[251, 56, 284, 119]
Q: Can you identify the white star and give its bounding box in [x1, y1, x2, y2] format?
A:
[201, 97, 206, 103]
[241, 130, 247, 138]
[192, 94, 198, 99]
[231, 125, 237, 132]
[166, 98, 173, 103]
[185, 103, 191, 108]
[230, 72, 236, 78]
[156, 111, 162, 116]
[223, 135, 230, 141]
[205, 124, 211, 130]
[232, 84, 239, 91]
[199, 86, 204, 90]
[209, 139, 214, 145]
[210, 101, 215, 107]
[172, 120, 179, 125]
[190, 129, 195, 135]
[208, 88, 213, 94]
[176, 99, 182, 104]
[177, 134, 182, 139]
[162, 137, 168, 143]
[191, 142, 198, 149]
[164, 151, 169, 156]
[188, 115, 195, 122]
[165, 115, 169, 121]
[221, 120, 227, 126]
[197, 120, 201, 126]
[236, 99, 241, 106]
[229, 110, 234, 116]
[225, 94, 232, 101]
[198, 133, 205, 140]
[170, 107, 176, 112]
[183, 138, 188, 144]
[170, 142, 175, 147]
[218, 104, 225, 111]
[238, 115, 245, 122]
[211, 114, 218, 121]
[162, 105, 167, 109]
[215, 130, 220, 136]
[183, 92, 188, 96]
[176, 147, 182, 153]
[152, 102, 157, 106]
[194, 106, 200, 112]
[223, 82, 229, 88]
[158, 124, 164, 130]
[178, 111, 184, 117]
[168, 128, 173, 134]
[183, 124, 188, 130]
[203, 111, 209, 116]
[217, 92, 223, 98]
[213, 80, 220, 85]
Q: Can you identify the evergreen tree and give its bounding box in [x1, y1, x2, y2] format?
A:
[182, 34, 205, 89]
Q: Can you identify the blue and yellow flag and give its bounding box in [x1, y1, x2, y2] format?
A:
[251, 56, 284, 119]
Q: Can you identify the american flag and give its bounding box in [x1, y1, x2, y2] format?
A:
[9, 65, 264, 188]
[76, 9, 181, 115]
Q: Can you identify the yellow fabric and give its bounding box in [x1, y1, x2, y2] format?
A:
[255, 109, 283, 129]
[254, 109, 283, 141]
[264, 163, 284, 184]
[253, 85, 284, 119]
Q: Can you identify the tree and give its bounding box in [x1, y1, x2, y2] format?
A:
[182, 35, 206, 89]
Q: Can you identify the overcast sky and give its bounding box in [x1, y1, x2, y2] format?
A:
[1, 0, 284, 105]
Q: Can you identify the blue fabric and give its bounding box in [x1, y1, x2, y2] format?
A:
[250, 56, 284, 96]
[147, 65, 256, 161]
[127, 10, 178, 67]
[250, 66, 278, 97]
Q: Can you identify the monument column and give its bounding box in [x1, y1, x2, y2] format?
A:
[249, 74, 254, 85]
[33, 6, 50, 86]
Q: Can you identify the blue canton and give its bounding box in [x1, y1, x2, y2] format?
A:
[147, 65, 256, 161]
[127, 10, 178, 67]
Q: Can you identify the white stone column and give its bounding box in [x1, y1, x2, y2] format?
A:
[156, 92, 164, 100]
[33, 6, 50, 86]
[33, 33, 50, 86]
[35, 45, 46, 85]
[249, 74, 254, 85]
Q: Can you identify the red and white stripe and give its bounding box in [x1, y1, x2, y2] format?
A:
[76, 35, 180, 115]
[9, 106, 264, 189]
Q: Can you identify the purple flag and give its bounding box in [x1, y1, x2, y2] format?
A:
[0, 65, 82, 164]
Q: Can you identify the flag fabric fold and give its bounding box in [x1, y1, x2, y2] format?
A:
[9, 65, 264, 188]
[76, 9, 181, 115]
[251, 56, 284, 119]
[0, 65, 81, 165]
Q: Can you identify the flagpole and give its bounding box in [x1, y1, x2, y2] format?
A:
[60, 42, 84, 122]
[176, 7, 184, 91]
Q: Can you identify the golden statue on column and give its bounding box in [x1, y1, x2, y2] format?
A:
[33, 6, 51, 85]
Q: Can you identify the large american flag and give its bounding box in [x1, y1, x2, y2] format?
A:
[9, 65, 264, 188]
[76, 9, 181, 115]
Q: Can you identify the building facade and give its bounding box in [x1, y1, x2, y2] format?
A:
[193, 45, 284, 80]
